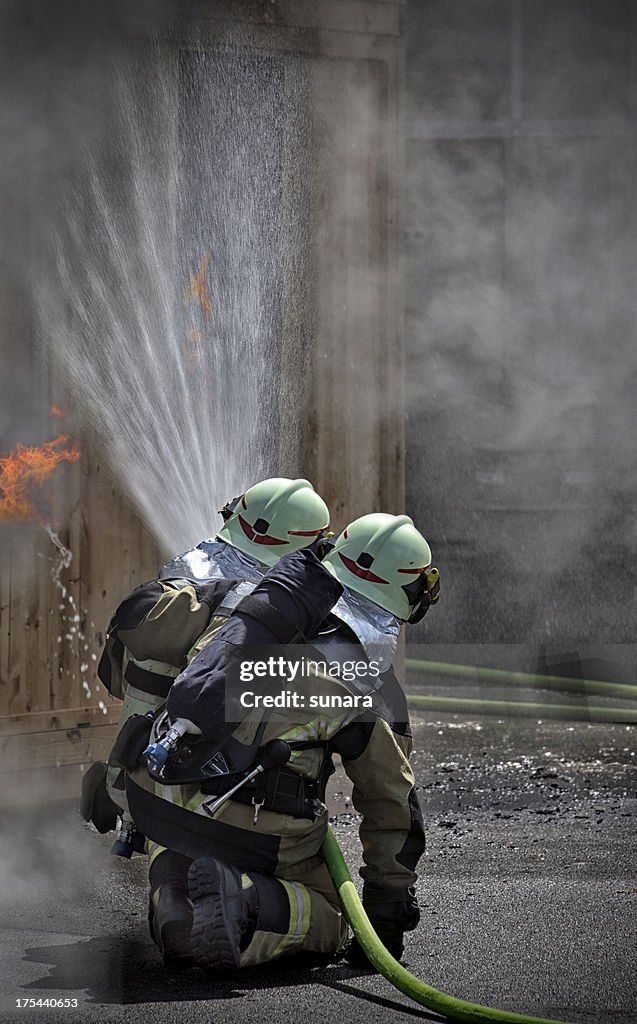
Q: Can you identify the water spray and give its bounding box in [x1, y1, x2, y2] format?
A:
[322, 827, 576, 1024]
[39, 50, 289, 556]
[43, 524, 73, 591]
[43, 524, 99, 702]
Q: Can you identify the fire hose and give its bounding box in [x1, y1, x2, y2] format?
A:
[321, 826, 575, 1024]
[405, 693, 637, 723]
[404, 659, 637, 723]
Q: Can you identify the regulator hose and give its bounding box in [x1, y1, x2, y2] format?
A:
[322, 826, 575, 1024]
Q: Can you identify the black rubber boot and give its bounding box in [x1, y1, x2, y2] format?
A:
[150, 883, 194, 968]
[188, 857, 258, 971]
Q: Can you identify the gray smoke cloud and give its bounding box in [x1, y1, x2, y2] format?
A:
[0, 2, 182, 449]
[405, 0, 637, 646]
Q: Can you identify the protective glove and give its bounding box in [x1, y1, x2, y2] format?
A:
[346, 884, 420, 967]
[309, 531, 335, 560]
[80, 761, 122, 833]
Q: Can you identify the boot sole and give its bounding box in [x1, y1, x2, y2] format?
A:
[188, 858, 244, 971]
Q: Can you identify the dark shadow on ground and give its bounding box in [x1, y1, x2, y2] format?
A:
[21, 933, 443, 1021]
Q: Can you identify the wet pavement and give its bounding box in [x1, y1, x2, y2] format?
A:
[1, 709, 636, 1024]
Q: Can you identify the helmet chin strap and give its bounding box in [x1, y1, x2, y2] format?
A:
[406, 598, 429, 625]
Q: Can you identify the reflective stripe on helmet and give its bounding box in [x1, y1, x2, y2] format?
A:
[338, 552, 390, 584]
[218, 478, 330, 567]
[238, 514, 288, 545]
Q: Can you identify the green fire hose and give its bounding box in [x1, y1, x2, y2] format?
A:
[405, 658, 637, 701]
[322, 826, 575, 1024]
[404, 659, 637, 723]
[405, 693, 637, 723]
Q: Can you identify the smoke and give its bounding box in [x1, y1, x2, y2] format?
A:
[0, 799, 106, 912]
[405, 0, 637, 645]
[0, 2, 186, 268]
[0, 3, 171, 457]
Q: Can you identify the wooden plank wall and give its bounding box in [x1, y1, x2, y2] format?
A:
[0, 442, 162, 805]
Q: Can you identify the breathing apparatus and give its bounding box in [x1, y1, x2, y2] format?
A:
[144, 715, 201, 772]
[402, 565, 440, 622]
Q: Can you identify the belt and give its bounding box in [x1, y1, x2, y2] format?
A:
[200, 765, 322, 821]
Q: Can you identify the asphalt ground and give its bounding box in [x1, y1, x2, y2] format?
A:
[1, 708, 635, 1024]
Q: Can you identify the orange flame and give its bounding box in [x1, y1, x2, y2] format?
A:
[0, 435, 81, 524]
[50, 404, 67, 419]
[188, 254, 214, 323]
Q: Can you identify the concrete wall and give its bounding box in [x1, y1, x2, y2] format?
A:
[405, 0, 637, 646]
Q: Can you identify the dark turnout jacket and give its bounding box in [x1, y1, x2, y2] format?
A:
[101, 550, 426, 892]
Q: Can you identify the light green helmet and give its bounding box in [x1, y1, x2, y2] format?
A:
[217, 477, 330, 567]
[322, 513, 434, 622]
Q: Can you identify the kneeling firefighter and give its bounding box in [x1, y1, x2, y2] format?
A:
[81, 477, 330, 838]
[115, 514, 439, 970]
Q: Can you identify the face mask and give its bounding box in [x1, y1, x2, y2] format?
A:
[401, 567, 441, 623]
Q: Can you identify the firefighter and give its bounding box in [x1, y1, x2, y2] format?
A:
[81, 477, 330, 835]
[120, 514, 439, 970]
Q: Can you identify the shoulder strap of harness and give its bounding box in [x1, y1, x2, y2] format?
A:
[212, 579, 257, 617]
[230, 594, 307, 644]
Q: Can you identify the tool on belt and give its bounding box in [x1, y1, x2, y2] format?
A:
[201, 739, 291, 823]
